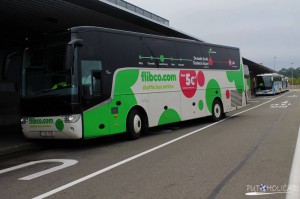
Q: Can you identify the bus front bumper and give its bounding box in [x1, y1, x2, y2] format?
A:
[21, 114, 82, 139]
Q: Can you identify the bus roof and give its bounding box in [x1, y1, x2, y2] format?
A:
[256, 73, 282, 77]
[70, 26, 240, 51]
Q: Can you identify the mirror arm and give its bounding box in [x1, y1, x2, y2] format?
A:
[68, 39, 83, 47]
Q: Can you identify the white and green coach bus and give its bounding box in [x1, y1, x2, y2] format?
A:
[20, 26, 246, 140]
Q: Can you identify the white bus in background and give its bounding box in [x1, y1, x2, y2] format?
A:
[282, 76, 289, 92]
[255, 73, 283, 95]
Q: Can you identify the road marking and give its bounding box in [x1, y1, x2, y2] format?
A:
[33, 92, 290, 199]
[288, 95, 298, 98]
[286, 125, 300, 199]
[0, 159, 78, 180]
[270, 100, 291, 109]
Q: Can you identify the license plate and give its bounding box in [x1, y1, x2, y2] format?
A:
[40, 131, 55, 137]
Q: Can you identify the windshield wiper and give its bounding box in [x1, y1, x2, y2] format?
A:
[33, 89, 53, 94]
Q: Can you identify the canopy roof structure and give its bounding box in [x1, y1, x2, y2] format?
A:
[243, 58, 275, 76]
[0, 0, 275, 75]
[0, 0, 201, 47]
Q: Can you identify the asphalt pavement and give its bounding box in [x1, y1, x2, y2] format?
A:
[0, 90, 300, 199]
[0, 125, 37, 157]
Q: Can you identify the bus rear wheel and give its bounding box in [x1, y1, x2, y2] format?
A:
[211, 99, 224, 122]
[126, 109, 144, 140]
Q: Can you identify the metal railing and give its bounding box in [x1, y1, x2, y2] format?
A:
[105, 0, 169, 26]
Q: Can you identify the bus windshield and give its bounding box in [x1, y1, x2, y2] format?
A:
[21, 43, 78, 98]
[256, 76, 272, 90]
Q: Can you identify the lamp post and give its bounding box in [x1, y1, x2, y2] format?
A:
[273, 57, 276, 71]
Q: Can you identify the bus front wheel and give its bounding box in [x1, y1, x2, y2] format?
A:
[211, 99, 224, 122]
[126, 109, 144, 140]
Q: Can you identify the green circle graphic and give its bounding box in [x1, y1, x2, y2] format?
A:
[205, 79, 221, 113]
[198, 100, 204, 111]
[55, 119, 64, 131]
[160, 55, 165, 62]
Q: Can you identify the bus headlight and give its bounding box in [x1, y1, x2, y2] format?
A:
[61, 114, 81, 123]
[21, 117, 28, 124]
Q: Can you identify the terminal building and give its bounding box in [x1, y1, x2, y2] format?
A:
[0, 0, 274, 128]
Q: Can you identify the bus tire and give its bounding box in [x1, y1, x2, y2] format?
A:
[211, 99, 224, 122]
[126, 109, 143, 140]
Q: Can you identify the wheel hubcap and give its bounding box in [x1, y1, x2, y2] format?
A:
[133, 115, 142, 133]
[214, 104, 221, 118]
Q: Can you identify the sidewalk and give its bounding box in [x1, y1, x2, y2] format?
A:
[0, 125, 37, 156]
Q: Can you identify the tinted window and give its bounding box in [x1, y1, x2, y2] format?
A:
[140, 38, 240, 70]
[257, 76, 272, 89]
[175, 41, 201, 69]
[140, 37, 176, 68]
[181, 44, 240, 70]
[100, 32, 141, 71]
[79, 31, 141, 102]
[81, 60, 102, 96]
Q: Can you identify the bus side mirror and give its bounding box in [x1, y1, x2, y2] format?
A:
[65, 45, 74, 71]
[270, 77, 274, 82]
[65, 39, 83, 71]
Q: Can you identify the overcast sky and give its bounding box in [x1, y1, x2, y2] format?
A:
[126, 0, 299, 71]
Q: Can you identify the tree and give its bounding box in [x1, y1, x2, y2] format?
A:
[279, 67, 300, 78]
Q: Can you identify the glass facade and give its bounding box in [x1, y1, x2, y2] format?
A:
[105, 0, 169, 26]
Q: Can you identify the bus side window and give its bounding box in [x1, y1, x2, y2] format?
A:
[92, 71, 102, 95]
[81, 60, 102, 95]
